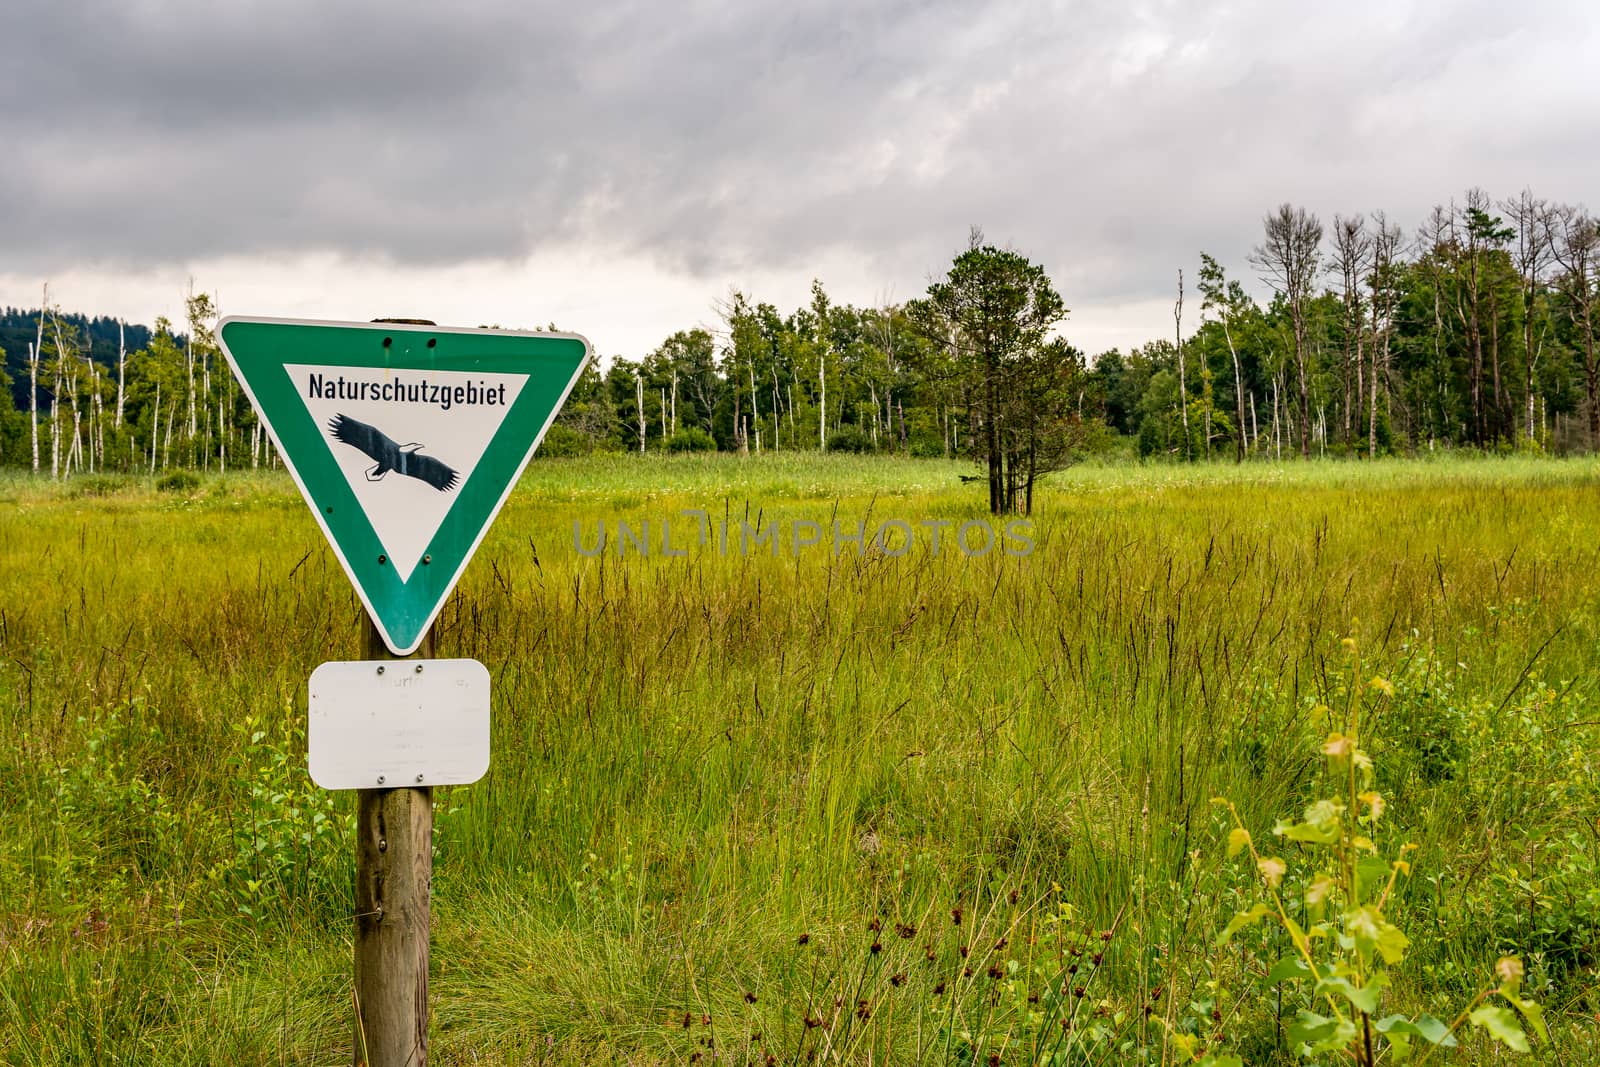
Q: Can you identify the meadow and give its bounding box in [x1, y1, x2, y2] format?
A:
[1, 453, 1597, 1064]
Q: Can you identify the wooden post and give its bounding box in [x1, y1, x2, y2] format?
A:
[354, 317, 439, 1067]
[354, 618, 434, 1066]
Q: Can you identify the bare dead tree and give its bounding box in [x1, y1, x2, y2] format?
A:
[1367, 212, 1402, 458]
[29, 283, 45, 473]
[635, 373, 647, 453]
[1173, 269, 1190, 458]
[1504, 190, 1553, 441]
[115, 320, 127, 431]
[1251, 204, 1322, 457]
[1548, 205, 1599, 445]
[1331, 215, 1372, 446]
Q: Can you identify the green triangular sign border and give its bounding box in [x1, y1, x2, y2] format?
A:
[218, 317, 591, 654]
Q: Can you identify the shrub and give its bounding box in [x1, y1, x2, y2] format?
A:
[666, 427, 716, 453]
[1214, 638, 1545, 1064]
[826, 426, 874, 453]
[538, 423, 595, 458]
[68, 474, 133, 498]
[155, 470, 201, 493]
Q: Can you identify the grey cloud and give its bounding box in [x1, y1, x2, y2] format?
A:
[5, 0, 1599, 315]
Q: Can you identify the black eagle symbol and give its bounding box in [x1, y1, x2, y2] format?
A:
[328, 413, 460, 492]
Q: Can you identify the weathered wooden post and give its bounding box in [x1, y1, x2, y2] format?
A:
[354, 618, 435, 1067]
[353, 316, 438, 1067]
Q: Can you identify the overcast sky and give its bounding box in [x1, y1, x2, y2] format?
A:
[3, 0, 1597, 361]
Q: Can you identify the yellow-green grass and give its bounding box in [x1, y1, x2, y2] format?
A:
[1, 454, 1598, 1064]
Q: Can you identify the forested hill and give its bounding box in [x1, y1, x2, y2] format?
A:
[1, 309, 158, 410]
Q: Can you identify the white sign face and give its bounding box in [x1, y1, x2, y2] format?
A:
[285, 364, 528, 582]
[308, 658, 491, 790]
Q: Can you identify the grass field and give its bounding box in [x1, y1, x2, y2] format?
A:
[2, 454, 1598, 1064]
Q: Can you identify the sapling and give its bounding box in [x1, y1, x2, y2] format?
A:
[1213, 638, 1544, 1064]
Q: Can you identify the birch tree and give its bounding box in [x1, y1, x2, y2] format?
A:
[1174, 269, 1189, 458]
[28, 288, 45, 473]
[1197, 253, 1255, 462]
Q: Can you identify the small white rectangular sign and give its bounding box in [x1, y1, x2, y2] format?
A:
[308, 658, 490, 790]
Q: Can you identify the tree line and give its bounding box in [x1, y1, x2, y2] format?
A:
[2, 189, 1597, 512]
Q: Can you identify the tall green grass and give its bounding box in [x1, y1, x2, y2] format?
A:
[1, 454, 1598, 1063]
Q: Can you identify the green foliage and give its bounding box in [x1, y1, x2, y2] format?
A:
[66, 473, 136, 498]
[155, 469, 200, 493]
[825, 425, 873, 453]
[912, 239, 1079, 512]
[665, 426, 716, 453]
[1215, 640, 1546, 1064]
[4, 458, 1600, 1062]
[537, 422, 595, 458]
[221, 711, 347, 922]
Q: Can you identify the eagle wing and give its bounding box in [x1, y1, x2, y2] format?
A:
[328, 414, 395, 468]
[405, 452, 460, 492]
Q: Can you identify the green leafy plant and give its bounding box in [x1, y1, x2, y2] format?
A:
[1214, 639, 1545, 1063]
[155, 470, 201, 493]
[666, 426, 718, 453]
[215, 707, 347, 922]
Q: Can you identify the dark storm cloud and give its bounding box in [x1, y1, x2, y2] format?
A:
[6, 0, 1599, 307]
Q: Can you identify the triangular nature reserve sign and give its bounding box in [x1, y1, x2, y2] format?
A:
[218, 317, 591, 654]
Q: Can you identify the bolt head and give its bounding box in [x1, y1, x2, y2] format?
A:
[377, 775, 385, 784]
[415, 774, 424, 783]
[414, 663, 423, 673]
[376, 665, 385, 675]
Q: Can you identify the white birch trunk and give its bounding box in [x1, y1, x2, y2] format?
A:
[1175, 270, 1188, 456]
[115, 321, 126, 429]
[28, 341, 40, 473]
[636, 375, 646, 453]
[818, 356, 827, 450]
[150, 380, 161, 473]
